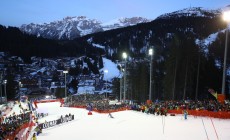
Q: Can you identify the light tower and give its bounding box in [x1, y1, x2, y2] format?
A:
[104, 69, 108, 98]
[63, 70, 68, 98]
[122, 52, 127, 102]
[149, 47, 153, 100]
[4, 80, 7, 102]
[221, 11, 230, 94]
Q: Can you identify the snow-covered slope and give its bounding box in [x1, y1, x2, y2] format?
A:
[157, 7, 221, 19]
[102, 17, 150, 31]
[20, 16, 150, 40]
[32, 102, 230, 140]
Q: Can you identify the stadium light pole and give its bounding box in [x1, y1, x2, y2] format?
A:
[122, 52, 127, 102]
[222, 11, 230, 94]
[63, 70, 68, 98]
[149, 48, 153, 100]
[104, 69, 108, 98]
[19, 81, 21, 100]
[4, 80, 7, 102]
[120, 68, 124, 102]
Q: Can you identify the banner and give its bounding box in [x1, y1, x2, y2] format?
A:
[39, 115, 74, 129]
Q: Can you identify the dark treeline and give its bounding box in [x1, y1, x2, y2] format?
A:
[76, 14, 229, 102]
[0, 25, 105, 63]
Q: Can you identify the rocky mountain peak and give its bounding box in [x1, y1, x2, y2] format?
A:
[20, 16, 150, 40]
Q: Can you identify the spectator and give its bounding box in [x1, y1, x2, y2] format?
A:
[32, 133, 37, 140]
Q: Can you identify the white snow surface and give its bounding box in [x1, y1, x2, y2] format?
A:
[101, 57, 120, 81]
[25, 102, 230, 140]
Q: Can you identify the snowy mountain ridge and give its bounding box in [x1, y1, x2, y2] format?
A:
[20, 16, 150, 40]
[157, 7, 221, 19]
[20, 7, 224, 40]
[102, 17, 150, 31]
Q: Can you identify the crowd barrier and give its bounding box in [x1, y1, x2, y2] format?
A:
[168, 109, 230, 119]
[70, 105, 130, 113]
[93, 107, 129, 113]
[70, 105, 230, 119]
[34, 99, 64, 108]
[70, 105, 86, 109]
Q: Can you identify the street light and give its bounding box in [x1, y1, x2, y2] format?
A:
[149, 48, 153, 100]
[222, 11, 230, 94]
[122, 52, 127, 102]
[104, 69, 108, 98]
[4, 80, 7, 102]
[63, 70, 68, 98]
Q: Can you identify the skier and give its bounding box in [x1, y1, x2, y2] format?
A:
[108, 112, 114, 118]
[183, 110, 188, 120]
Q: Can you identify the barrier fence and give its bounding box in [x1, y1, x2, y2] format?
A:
[70, 105, 230, 119]
[34, 99, 64, 108]
[167, 109, 230, 119]
[70, 105, 130, 113]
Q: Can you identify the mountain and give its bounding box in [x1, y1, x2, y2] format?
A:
[1, 7, 229, 101]
[20, 16, 151, 40]
[101, 17, 150, 31]
[71, 7, 229, 100]
[156, 7, 221, 19]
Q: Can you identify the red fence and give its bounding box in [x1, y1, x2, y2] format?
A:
[168, 109, 230, 119]
[71, 105, 230, 119]
[34, 99, 64, 108]
[70, 105, 129, 113]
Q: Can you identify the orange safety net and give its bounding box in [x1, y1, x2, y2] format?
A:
[217, 94, 225, 104]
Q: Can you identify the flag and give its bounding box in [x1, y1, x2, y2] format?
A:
[208, 88, 217, 99]
[211, 92, 218, 99]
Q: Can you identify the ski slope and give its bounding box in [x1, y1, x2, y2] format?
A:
[34, 102, 230, 140]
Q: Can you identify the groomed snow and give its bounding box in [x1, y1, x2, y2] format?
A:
[101, 57, 120, 81]
[33, 102, 230, 140]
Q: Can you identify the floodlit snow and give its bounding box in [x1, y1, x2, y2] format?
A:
[76, 57, 119, 94]
[199, 28, 226, 47]
[195, 28, 227, 53]
[195, 27, 230, 75]
[21, 102, 230, 140]
[101, 58, 120, 81]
